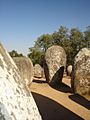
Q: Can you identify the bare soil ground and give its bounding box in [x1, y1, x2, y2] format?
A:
[30, 76, 90, 120]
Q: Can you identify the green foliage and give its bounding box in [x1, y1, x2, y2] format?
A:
[9, 50, 23, 57]
[27, 47, 44, 65]
[84, 26, 90, 48]
[69, 28, 84, 64]
[35, 34, 53, 52]
[28, 26, 90, 66]
[52, 26, 69, 45]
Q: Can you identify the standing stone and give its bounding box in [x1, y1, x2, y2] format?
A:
[0, 42, 42, 120]
[13, 57, 34, 86]
[34, 64, 42, 78]
[44, 45, 66, 85]
[41, 68, 45, 79]
[72, 48, 90, 100]
[67, 65, 72, 76]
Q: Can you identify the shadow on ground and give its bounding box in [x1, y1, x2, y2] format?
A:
[33, 79, 72, 93]
[32, 92, 84, 120]
[69, 94, 90, 110]
[50, 82, 72, 93]
[33, 79, 47, 83]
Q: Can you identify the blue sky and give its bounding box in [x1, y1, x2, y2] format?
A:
[0, 0, 90, 55]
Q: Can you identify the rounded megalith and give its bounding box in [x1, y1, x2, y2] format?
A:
[34, 64, 42, 78]
[71, 48, 90, 100]
[41, 68, 45, 78]
[44, 45, 66, 85]
[67, 65, 72, 76]
[13, 57, 34, 86]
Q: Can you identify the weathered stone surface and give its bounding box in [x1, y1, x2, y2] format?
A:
[0, 42, 42, 120]
[13, 57, 34, 86]
[34, 64, 42, 78]
[67, 65, 72, 76]
[44, 45, 66, 84]
[72, 48, 90, 100]
[41, 68, 45, 79]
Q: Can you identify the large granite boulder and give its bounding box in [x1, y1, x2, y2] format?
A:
[44, 45, 66, 84]
[34, 64, 42, 78]
[72, 48, 90, 100]
[0, 42, 42, 120]
[67, 65, 72, 76]
[13, 57, 34, 87]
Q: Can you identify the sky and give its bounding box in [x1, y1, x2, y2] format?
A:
[0, 0, 90, 55]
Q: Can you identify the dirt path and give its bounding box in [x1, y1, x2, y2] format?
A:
[30, 77, 90, 120]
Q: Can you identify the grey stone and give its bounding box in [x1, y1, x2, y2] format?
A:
[72, 48, 90, 100]
[0, 42, 42, 120]
[41, 68, 45, 79]
[34, 64, 42, 78]
[13, 57, 34, 87]
[44, 45, 66, 85]
[67, 65, 72, 76]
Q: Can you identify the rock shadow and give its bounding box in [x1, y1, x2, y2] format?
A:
[32, 92, 84, 120]
[69, 94, 90, 110]
[50, 82, 72, 93]
[44, 58, 64, 85]
[33, 79, 47, 83]
[50, 66, 64, 85]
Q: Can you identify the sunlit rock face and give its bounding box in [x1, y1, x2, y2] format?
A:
[44, 45, 66, 85]
[0, 42, 42, 120]
[67, 65, 72, 76]
[42, 68, 45, 79]
[13, 57, 34, 87]
[72, 48, 90, 100]
[34, 64, 42, 78]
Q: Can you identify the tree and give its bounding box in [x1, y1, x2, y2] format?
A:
[28, 25, 90, 66]
[68, 28, 84, 64]
[52, 32, 62, 45]
[9, 50, 23, 57]
[84, 26, 90, 48]
[28, 47, 44, 65]
[28, 34, 53, 65]
[70, 28, 84, 50]
[35, 34, 53, 52]
[52, 26, 69, 45]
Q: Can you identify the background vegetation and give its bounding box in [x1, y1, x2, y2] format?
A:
[9, 26, 90, 66]
[28, 26, 90, 66]
[9, 50, 23, 57]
